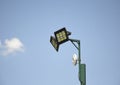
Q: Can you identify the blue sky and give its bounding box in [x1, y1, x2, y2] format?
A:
[0, 0, 120, 85]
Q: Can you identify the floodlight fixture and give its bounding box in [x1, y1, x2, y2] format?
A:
[54, 27, 71, 45]
[50, 36, 59, 51]
[50, 28, 86, 85]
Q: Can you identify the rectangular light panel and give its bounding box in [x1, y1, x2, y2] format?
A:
[50, 36, 59, 51]
[54, 27, 69, 44]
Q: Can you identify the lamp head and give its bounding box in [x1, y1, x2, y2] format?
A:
[72, 54, 78, 66]
[50, 36, 59, 52]
[50, 27, 71, 52]
[54, 27, 71, 45]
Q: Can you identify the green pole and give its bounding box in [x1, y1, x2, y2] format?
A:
[78, 40, 81, 83]
[70, 39, 86, 85]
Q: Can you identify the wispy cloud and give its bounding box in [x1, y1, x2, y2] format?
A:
[0, 37, 25, 56]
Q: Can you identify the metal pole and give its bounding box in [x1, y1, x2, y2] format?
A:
[69, 39, 81, 85]
[69, 39, 86, 85]
[78, 40, 81, 83]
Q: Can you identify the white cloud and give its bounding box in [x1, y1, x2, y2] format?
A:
[0, 38, 24, 56]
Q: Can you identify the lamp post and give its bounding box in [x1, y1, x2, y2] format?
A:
[69, 39, 86, 85]
[50, 27, 86, 85]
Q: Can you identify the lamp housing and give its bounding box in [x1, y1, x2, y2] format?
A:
[72, 54, 78, 66]
[54, 27, 70, 45]
[50, 36, 59, 51]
